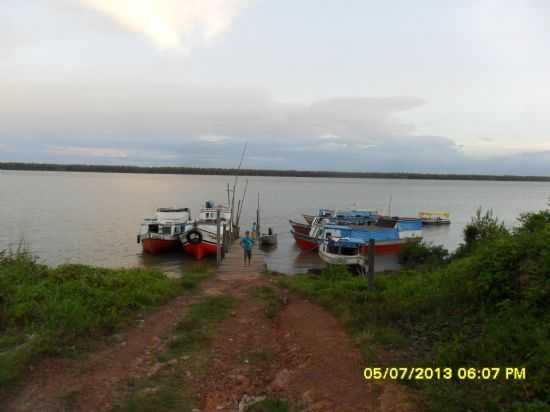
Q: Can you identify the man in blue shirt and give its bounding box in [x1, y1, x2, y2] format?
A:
[240, 230, 254, 266]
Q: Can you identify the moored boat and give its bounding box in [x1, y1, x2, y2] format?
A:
[259, 232, 278, 247]
[181, 201, 231, 260]
[138, 208, 191, 254]
[291, 230, 321, 251]
[289, 219, 311, 235]
[319, 238, 366, 266]
[302, 214, 316, 225]
[292, 214, 423, 254]
[419, 212, 451, 225]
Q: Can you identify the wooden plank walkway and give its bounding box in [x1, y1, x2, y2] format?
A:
[216, 240, 266, 281]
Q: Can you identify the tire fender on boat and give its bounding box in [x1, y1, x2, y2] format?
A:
[186, 229, 203, 245]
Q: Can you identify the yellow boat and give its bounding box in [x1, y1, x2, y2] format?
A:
[419, 212, 451, 225]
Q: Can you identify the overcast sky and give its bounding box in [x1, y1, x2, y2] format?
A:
[1, 0, 550, 174]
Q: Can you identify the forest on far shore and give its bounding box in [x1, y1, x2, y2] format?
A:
[2, 162, 550, 182]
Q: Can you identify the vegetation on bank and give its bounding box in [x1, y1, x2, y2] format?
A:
[0, 252, 210, 387]
[280, 209, 550, 412]
[3, 161, 550, 182]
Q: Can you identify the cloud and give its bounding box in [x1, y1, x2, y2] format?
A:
[47, 146, 129, 158]
[79, 0, 249, 49]
[0, 80, 548, 175]
[198, 135, 232, 143]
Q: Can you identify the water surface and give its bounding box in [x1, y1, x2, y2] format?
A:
[1, 171, 548, 274]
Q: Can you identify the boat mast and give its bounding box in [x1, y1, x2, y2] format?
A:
[229, 142, 248, 236]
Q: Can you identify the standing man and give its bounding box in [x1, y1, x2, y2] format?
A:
[240, 230, 254, 266]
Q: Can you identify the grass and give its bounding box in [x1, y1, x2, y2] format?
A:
[179, 263, 213, 291]
[0, 250, 184, 388]
[114, 294, 238, 412]
[114, 370, 193, 412]
[279, 210, 550, 412]
[166, 295, 237, 357]
[248, 399, 291, 412]
[251, 286, 286, 319]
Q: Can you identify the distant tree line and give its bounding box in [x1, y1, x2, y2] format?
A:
[1, 162, 550, 182]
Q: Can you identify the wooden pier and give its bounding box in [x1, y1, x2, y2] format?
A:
[215, 240, 266, 281]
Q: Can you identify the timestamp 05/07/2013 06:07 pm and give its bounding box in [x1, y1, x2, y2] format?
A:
[363, 367, 527, 381]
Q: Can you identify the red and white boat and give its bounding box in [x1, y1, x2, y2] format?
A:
[181, 201, 232, 260]
[138, 208, 191, 254]
[289, 219, 311, 236]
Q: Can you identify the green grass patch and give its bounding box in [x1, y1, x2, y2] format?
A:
[279, 210, 550, 412]
[114, 373, 192, 412]
[179, 263, 213, 291]
[251, 286, 286, 319]
[114, 294, 237, 412]
[248, 398, 291, 412]
[0, 250, 181, 388]
[167, 295, 237, 357]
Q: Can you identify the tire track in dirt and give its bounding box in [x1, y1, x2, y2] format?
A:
[198, 279, 422, 412]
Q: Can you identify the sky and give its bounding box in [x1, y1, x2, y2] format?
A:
[1, 0, 550, 174]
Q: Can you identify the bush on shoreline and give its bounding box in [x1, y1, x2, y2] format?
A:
[281, 209, 550, 412]
[398, 241, 449, 269]
[0, 251, 183, 387]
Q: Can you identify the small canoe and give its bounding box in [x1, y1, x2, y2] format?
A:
[259, 233, 278, 246]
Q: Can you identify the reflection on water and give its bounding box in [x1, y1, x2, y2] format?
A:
[1, 170, 549, 275]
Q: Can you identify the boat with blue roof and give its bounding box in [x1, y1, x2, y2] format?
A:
[291, 208, 423, 254]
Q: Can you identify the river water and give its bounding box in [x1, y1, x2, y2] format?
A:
[1, 170, 549, 275]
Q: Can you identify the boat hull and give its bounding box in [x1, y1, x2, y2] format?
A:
[292, 231, 320, 251]
[319, 249, 365, 266]
[421, 220, 451, 226]
[142, 238, 180, 254]
[359, 241, 407, 254]
[289, 219, 311, 235]
[259, 233, 278, 246]
[292, 231, 417, 254]
[183, 241, 218, 260]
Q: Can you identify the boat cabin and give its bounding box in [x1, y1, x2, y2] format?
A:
[198, 201, 231, 222]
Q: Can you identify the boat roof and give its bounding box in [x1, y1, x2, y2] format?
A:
[336, 237, 365, 244]
[156, 207, 190, 212]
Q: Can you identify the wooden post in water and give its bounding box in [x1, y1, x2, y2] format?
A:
[367, 238, 375, 288]
[216, 209, 222, 266]
[256, 192, 261, 239]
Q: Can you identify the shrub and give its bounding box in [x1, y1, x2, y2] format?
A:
[456, 208, 507, 256]
[398, 241, 449, 268]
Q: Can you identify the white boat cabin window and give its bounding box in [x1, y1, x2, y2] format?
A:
[148, 224, 159, 233]
[162, 226, 171, 235]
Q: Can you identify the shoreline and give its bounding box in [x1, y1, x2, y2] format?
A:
[2, 162, 550, 183]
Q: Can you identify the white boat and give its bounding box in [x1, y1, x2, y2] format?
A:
[180, 201, 231, 260]
[137, 208, 191, 254]
[318, 238, 366, 266]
